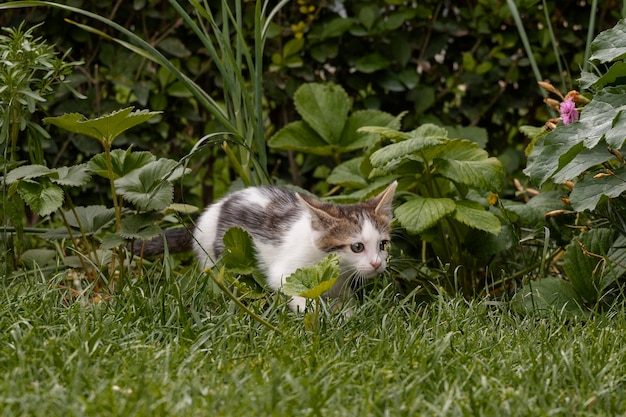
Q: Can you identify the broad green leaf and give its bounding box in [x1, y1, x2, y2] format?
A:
[583, 61, 626, 91]
[327, 157, 368, 188]
[16, 179, 64, 217]
[118, 213, 162, 240]
[369, 135, 445, 176]
[452, 200, 501, 235]
[569, 167, 626, 212]
[5, 164, 55, 184]
[395, 196, 456, 234]
[315, 17, 355, 39]
[221, 227, 256, 275]
[63, 205, 117, 234]
[551, 144, 614, 184]
[89, 149, 156, 180]
[20, 249, 57, 269]
[355, 53, 391, 73]
[562, 228, 618, 304]
[589, 19, 626, 63]
[52, 164, 92, 187]
[42, 205, 117, 240]
[500, 191, 567, 226]
[511, 277, 584, 316]
[115, 159, 187, 211]
[44, 107, 160, 145]
[282, 254, 339, 299]
[445, 125, 488, 148]
[339, 110, 401, 151]
[525, 87, 626, 185]
[293, 83, 350, 144]
[267, 121, 333, 155]
[430, 140, 504, 191]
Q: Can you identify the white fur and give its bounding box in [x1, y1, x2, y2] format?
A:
[192, 199, 225, 269]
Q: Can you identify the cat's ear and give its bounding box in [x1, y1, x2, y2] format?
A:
[296, 193, 340, 226]
[368, 181, 397, 218]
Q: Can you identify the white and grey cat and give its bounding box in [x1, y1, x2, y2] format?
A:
[137, 181, 397, 312]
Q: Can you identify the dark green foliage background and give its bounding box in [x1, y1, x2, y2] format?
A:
[1, 0, 621, 203]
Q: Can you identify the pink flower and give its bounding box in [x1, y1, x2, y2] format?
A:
[560, 97, 579, 125]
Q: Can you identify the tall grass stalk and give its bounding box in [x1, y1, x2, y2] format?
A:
[505, 0, 545, 96]
[0, 0, 288, 186]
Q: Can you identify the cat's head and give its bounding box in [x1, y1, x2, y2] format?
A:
[297, 181, 397, 279]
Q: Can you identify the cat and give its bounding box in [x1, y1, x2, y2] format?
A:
[136, 181, 397, 312]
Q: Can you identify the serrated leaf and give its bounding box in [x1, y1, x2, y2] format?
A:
[562, 228, 618, 304]
[114, 158, 187, 211]
[430, 140, 504, 191]
[282, 254, 339, 299]
[327, 157, 368, 188]
[88, 149, 156, 180]
[589, 19, 626, 63]
[452, 200, 501, 235]
[395, 196, 456, 234]
[511, 277, 584, 317]
[339, 110, 401, 150]
[369, 135, 445, 176]
[44, 107, 160, 145]
[5, 164, 55, 184]
[20, 249, 57, 269]
[267, 121, 333, 155]
[52, 164, 92, 187]
[118, 213, 162, 240]
[293, 83, 350, 144]
[525, 87, 626, 185]
[221, 227, 256, 275]
[62, 205, 117, 235]
[569, 166, 626, 212]
[16, 179, 64, 217]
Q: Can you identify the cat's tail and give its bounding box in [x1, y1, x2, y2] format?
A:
[132, 227, 194, 257]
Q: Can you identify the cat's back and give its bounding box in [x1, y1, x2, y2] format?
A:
[193, 186, 306, 266]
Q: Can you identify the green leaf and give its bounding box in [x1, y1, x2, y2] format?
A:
[52, 164, 92, 187]
[355, 53, 391, 73]
[511, 277, 584, 317]
[88, 149, 156, 180]
[430, 141, 504, 191]
[339, 110, 402, 151]
[16, 179, 64, 217]
[569, 166, 626, 212]
[369, 134, 445, 176]
[293, 83, 351, 144]
[118, 213, 162, 240]
[115, 159, 188, 211]
[267, 121, 334, 155]
[221, 227, 256, 275]
[44, 107, 160, 145]
[589, 19, 626, 63]
[562, 228, 618, 305]
[64, 205, 117, 234]
[395, 196, 456, 234]
[452, 200, 501, 235]
[524, 87, 626, 185]
[20, 249, 57, 269]
[282, 254, 339, 299]
[5, 164, 55, 184]
[327, 157, 369, 188]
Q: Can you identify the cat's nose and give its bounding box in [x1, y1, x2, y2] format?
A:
[370, 259, 382, 270]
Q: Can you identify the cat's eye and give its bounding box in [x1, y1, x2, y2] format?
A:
[379, 240, 390, 251]
[350, 242, 365, 253]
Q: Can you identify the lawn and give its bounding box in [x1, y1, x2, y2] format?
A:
[1, 270, 625, 416]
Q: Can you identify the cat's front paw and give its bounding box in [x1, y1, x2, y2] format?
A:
[288, 296, 308, 313]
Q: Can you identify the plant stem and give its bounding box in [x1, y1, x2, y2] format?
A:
[206, 266, 283, 335]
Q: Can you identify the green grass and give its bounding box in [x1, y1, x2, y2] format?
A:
[1, 270, 626, 416]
